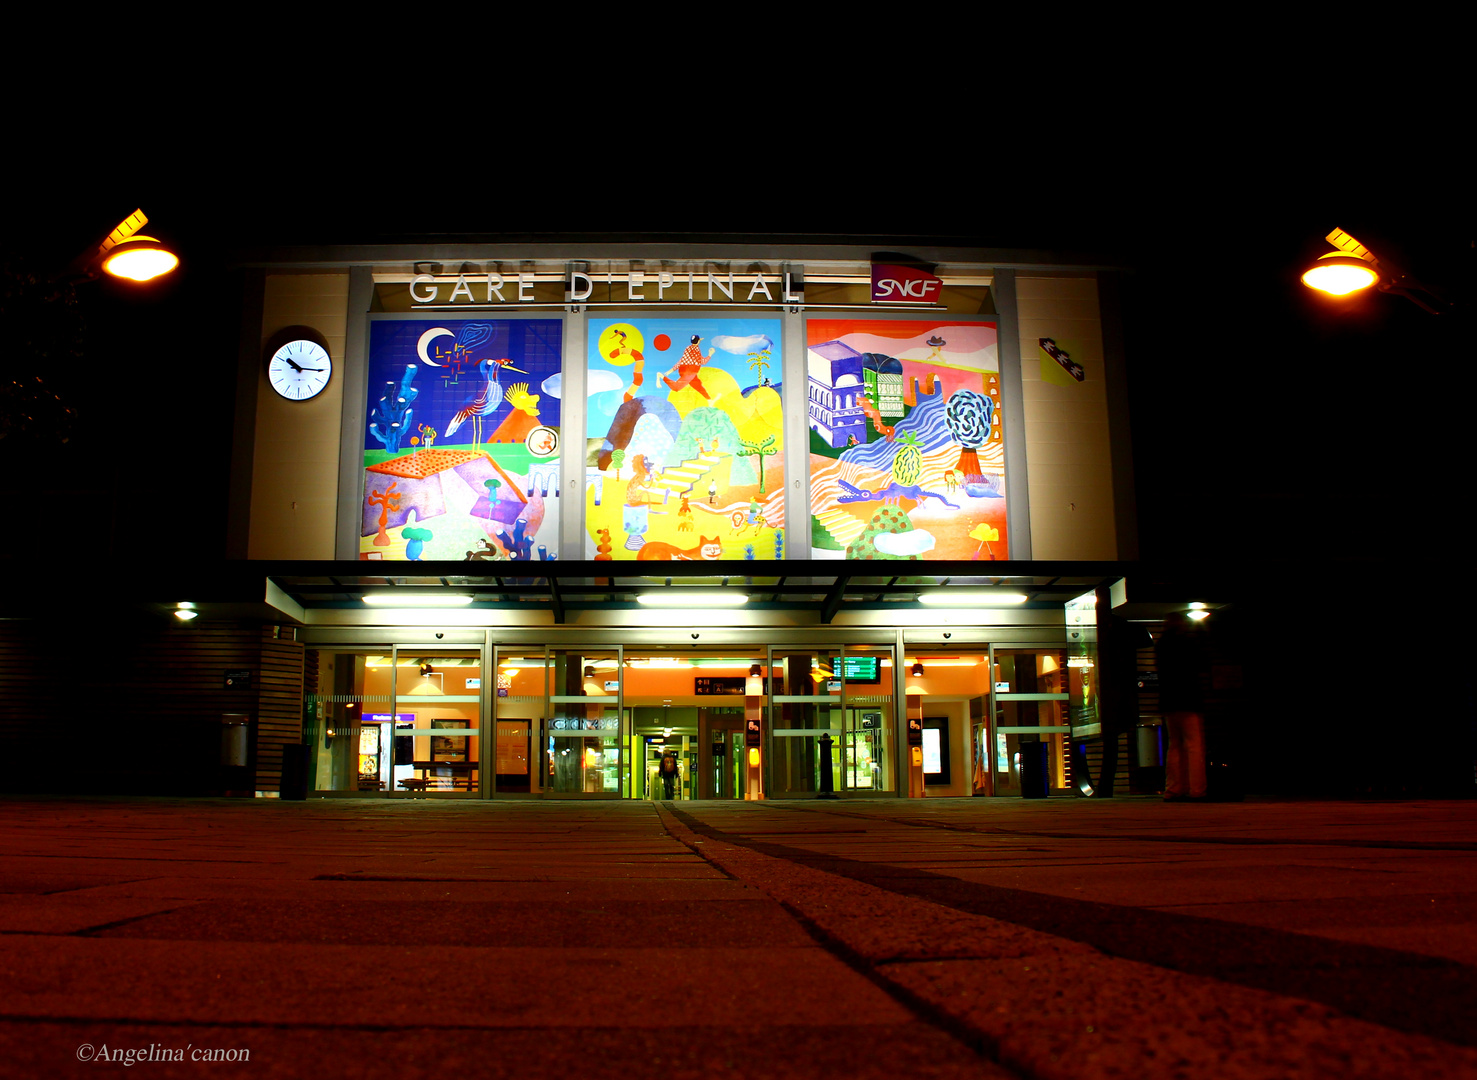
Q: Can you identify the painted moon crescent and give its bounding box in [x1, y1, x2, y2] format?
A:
[417, 327, 454, 366]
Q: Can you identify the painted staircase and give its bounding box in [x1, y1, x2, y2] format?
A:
[654, 449, 725, 502]
[813, 503, 867, 547]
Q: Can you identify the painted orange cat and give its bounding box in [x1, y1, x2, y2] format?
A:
[636, 535, 722, 561]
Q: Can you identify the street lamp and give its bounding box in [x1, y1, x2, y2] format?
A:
[1302, 226, 1447, 313]
[67, 209, 178, 284]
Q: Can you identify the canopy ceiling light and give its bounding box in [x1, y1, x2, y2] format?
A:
[635, 591, 748, 607]
[361, 594, 474, 607]
[1302, 226, 1446, 313]
[916, 590, 1028, 606]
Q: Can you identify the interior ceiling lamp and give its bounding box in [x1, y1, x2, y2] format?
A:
[911, 662, 925, 677]
[635, 590, 748, 607]
[917, 590, 1028, 606]
[1302, 227, 1447, 313]
[749, 663, 762, 677]
[361, 593, 473, 607]
[419, 663, 435, 678]
[89, 209, 179, 282]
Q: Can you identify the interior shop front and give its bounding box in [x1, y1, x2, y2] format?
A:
[304, 630, 1097, 800]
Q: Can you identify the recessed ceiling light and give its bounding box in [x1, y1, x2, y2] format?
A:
[635, 591, 748, 607]
[917, 591, 1028, 606]
[361, 594, 474, 607]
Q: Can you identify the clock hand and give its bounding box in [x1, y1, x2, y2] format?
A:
[284, 358, 304, 372]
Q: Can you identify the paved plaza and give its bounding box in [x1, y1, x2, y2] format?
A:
[2, 794, 1475, 1078]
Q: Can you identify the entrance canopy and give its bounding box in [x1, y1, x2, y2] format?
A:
[264, 558, 1124, 625]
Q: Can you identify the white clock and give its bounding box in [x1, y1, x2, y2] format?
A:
[268, 340, 333, 401]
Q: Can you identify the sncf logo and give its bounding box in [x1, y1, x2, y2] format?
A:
[872, 262, 942, 303]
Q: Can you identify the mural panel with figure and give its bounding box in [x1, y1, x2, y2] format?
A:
[585, 317, 784, 561]
[361, 318, 563, 561]
[806, 319, 1005, 561]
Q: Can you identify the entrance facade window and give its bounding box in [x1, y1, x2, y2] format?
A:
[546, 649, 622, 796]
[307, 648, 485, 796]
[622, 649, 766, 801]
[768, 645, 895, 798]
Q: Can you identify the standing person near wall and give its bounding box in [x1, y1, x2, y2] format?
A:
[1157, 612, 1209, 800]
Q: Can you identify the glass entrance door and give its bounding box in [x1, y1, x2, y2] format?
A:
[387, 647, 485, 797]
[492, 648, 544, 795]
[544, 648, 623, 797]
[767, 645, 898, 797]
[991, 648, 1072, 796]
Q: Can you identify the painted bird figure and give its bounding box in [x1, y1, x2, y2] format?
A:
[445, 358, 525, 446]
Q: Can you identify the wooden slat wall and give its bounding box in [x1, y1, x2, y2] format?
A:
[256, 626, 306, 794]
[0, 618, 303, 795]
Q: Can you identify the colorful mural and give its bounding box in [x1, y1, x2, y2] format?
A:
[806, 319, 1005, 561]
[361, 319, 563, 561]
[585, 317, 784, 560]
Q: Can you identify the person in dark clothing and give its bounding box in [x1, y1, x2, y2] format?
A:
[658, 751, 680, 799]
[1157, 611, 1210, 800]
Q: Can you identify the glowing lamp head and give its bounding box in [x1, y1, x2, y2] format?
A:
[1302, 253, 1379, 297]
[100, 237, 179, 282]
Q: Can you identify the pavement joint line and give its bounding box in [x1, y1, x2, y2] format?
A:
[71, 906, 199, 938]
[664, 803, 1477, 1080]
[653, 804, 1018, 1078]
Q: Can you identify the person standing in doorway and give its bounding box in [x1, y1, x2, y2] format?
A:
[658, 750, 680, 799]
[1157, 612, 1209, 800]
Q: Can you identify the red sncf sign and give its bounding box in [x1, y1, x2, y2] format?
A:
[872, 263, 942, 302]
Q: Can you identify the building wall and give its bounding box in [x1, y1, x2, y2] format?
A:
[0, 618, 304, 796]
[1016, 274, 1118, 559]
[243, 268, 1125, 561]
[248, 274, 349, 558]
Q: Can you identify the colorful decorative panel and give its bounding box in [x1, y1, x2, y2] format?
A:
[585, 317, 784, 561]
[361, 319, 563, 561]
[806, 319, 1005, 561]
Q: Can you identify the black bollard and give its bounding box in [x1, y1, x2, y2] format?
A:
[817, 732, 838, 799]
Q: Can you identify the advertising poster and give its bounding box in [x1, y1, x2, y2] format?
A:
[361, 319, 563, 561]
[806, 319, 1005, 560]
[585, 317, 784, 561]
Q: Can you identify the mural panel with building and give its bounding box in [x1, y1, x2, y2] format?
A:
[807, 319, 1005, 560]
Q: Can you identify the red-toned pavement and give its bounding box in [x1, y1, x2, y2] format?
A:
[2, 795, 1475, 1078]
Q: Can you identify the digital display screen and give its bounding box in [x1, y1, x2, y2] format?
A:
[922, 729, 942, 775]
[841, 656, 880, 683]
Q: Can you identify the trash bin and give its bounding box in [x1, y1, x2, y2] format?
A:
[1019, 740, 1049, 799]
[220, 714, 252, 797]
[280, 743, 311, 801]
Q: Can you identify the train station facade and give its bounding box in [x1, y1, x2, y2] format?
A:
[4, 237, 1194, 801]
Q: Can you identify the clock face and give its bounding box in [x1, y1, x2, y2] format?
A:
[268, 340, 332, 400]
